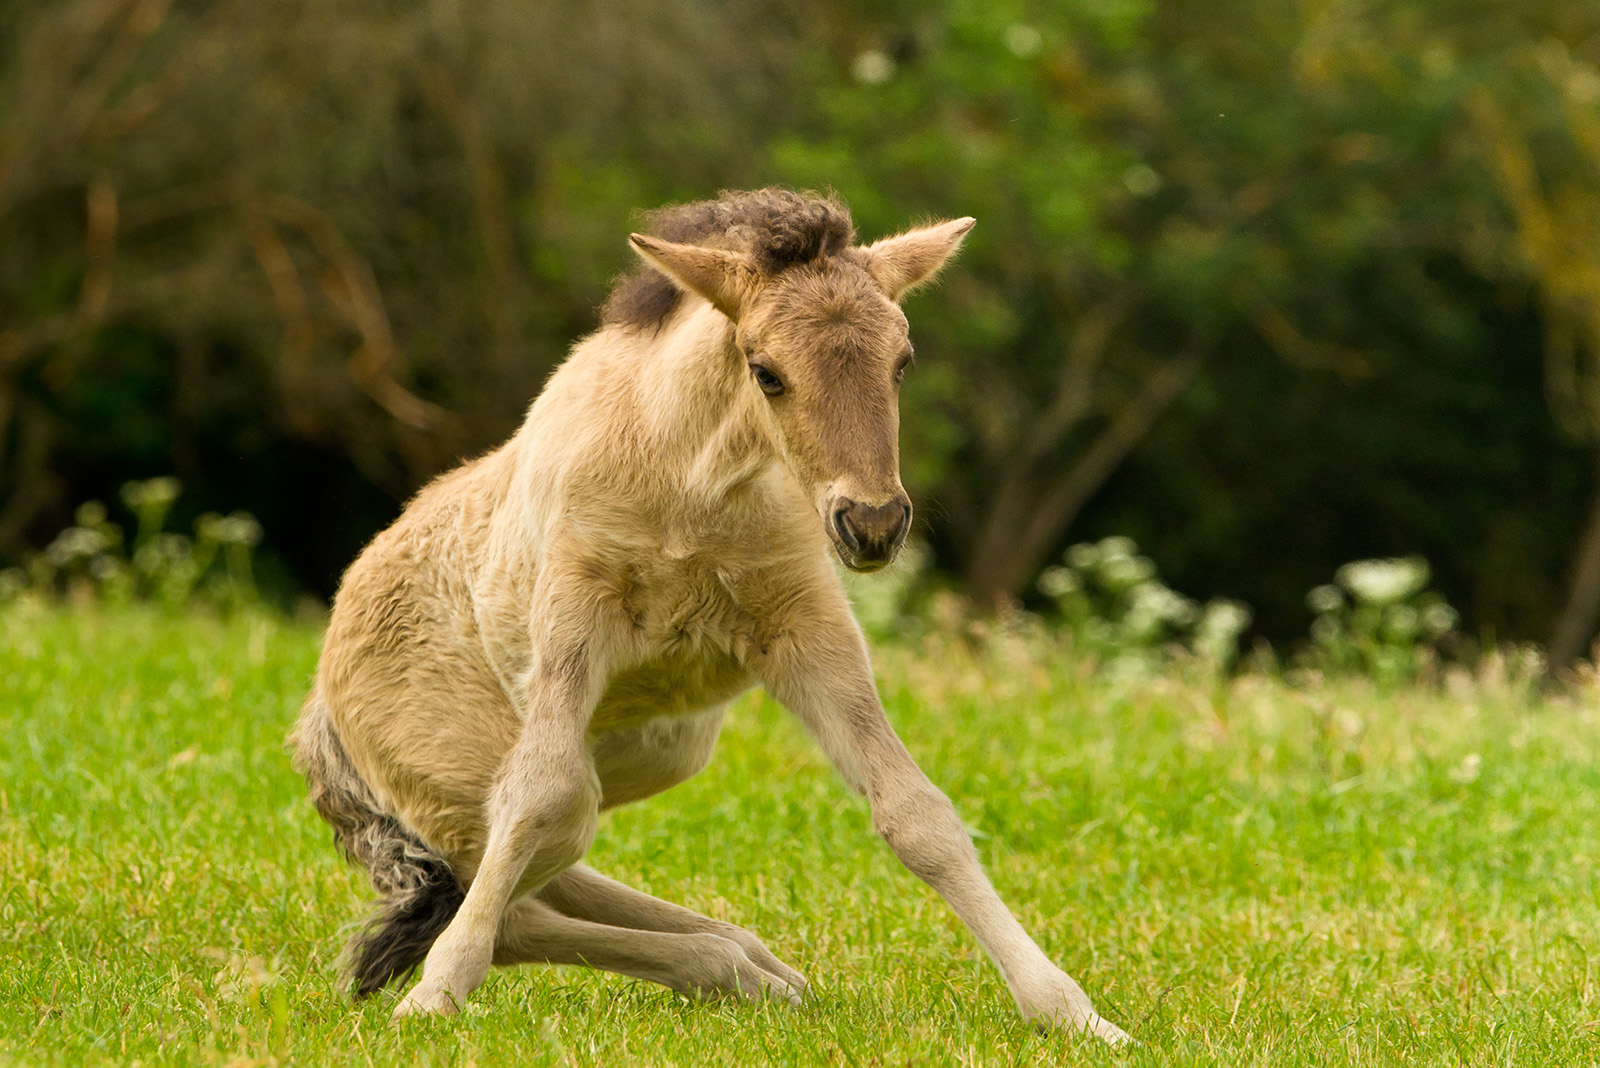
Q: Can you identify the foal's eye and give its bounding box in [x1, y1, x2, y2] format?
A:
[894, 349, 915, 385]
[750, 364, 785, 396]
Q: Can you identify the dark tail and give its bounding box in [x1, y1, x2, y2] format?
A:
[290, 699, 466, 997]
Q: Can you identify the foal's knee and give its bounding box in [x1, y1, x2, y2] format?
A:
[488, 759, 601, 869]
[872, 780, 975, 885]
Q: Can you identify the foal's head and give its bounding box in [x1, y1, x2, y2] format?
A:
[621, 192, 973, 572]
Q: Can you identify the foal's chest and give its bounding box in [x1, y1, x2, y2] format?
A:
[588, 555, 760, 733]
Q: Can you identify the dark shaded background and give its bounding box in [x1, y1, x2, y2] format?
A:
[4, 0, 1600, 657]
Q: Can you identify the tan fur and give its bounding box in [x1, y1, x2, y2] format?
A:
[292, 192, 1127, 1043]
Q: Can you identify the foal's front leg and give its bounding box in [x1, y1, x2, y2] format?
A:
[762, 594, 1129, 1044]
[394, 658, 601, 1018]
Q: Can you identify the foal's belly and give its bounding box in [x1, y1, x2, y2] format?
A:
[585, 646, 752, 809]
[590, 708, 729, 809]
[589, 644, 755, 735]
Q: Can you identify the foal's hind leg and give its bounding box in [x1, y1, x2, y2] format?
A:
[392, 674, 601, 1019]
[539, 864, 807, 994]
[493, 895, 804, 1003]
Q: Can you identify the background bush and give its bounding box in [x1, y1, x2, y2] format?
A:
[3, 0, 1600, 659]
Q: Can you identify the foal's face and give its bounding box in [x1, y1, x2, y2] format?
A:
[736, 265, 914, 572]
[628, 214, 974, 573]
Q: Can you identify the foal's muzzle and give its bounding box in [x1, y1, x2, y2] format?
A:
[830, 495, 912, 572]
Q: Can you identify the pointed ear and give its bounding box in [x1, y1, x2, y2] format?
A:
[861, 217, 976, 301]
[628, 234, 759, 321]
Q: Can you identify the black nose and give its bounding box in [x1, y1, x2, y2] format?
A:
[831, 496, 911, 567]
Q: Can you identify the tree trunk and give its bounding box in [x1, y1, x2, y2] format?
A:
[965, 350, 1204, 604]
[1548, 451, 1600, 671]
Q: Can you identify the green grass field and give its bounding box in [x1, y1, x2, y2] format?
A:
[3, 605, 1599, 1066]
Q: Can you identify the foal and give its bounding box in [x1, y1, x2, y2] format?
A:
[291, 189, 1126, 1042]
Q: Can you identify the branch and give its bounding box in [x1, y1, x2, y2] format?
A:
[1019, 293, 1133, 466]
[242, 209, 315, 392]
[961, 296, 1132, 582]
[77, 178, 118, 322]
[965, 348, 1206, 603]
[260, 194, 460, 435]
[418, 65, 519, 291]
[0, 0, 175, 218]
[1014, 349, 1206, 583]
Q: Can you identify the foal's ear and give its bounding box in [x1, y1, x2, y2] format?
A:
[861, 217, 976, 301]
[628, 234, 759, 321]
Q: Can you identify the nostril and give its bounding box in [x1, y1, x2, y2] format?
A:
[833, 503, 861, 552]
[888, 501, 911, 545]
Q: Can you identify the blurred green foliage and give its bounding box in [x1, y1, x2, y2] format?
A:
[1037, 536, 1253, 672]
[2, 0, 1599, 651]
[2, 477, 263, 611]
[1303, 556, 1461, 683]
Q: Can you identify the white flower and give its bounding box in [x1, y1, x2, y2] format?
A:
[1097, 536, 1137, 560]
[1384, 604, 1420, 640]
[1422, 602, 1458, 638]
[851, 50, 895, 85]
[154, 532, 191, 558]
[1005, 24, 1043, 57]
[1307, 584, 1345, 614]
[45, 527, 111, 565]
[1194, 599, 1252, 662]
[1038, 566, 1080, 599]
[1066, 542, 1100, 569]
[1310, 614, 1342, 645]
[1132, 582, 1196, 625]
[214, 512, 263, 546]
[1199, 599, 1252, 637]
[122, 476, 181, 509]
[0, 568, 27, 598]
[1336, 556, 1429, 606]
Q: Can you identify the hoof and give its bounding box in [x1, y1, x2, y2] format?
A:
[391, 982, 463, 1020]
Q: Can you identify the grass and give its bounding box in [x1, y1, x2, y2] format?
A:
[2, 604, 1599, 1066]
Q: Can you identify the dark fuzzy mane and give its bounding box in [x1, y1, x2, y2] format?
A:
[602, 188, 855, 331]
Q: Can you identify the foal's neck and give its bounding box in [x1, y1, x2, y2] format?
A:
[635, 302, 776, 501]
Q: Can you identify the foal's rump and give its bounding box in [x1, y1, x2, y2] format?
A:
[312, 494, 528, 866]
[311, 617, 521, 871]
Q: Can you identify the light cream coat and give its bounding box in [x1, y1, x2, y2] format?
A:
[292, 199, 1127, 1043]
